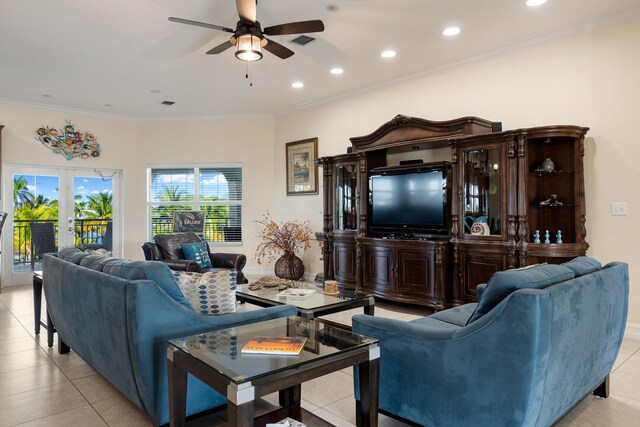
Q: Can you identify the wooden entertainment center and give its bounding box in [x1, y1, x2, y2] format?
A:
[316, 115, 590, 309]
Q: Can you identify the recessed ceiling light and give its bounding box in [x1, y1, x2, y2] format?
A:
[443, 26, 461, 36]
[41, 94, 52, 98]
[291, 81, 304, 89]
[381, 50, 396, 59]
[526, 0, 547, 6]
[330, 67, 344, 75]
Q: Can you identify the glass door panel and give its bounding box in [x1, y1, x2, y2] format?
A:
[2, 166, 121, 286]
[11, 173, 61, 274]
[73, 175, 113, 252]
[462, 149, 502, 236]
[335, 164, 358, 231]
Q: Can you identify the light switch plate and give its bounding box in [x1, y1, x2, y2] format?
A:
[611, 202, 628, 216]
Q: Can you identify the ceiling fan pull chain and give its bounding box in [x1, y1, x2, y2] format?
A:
[246, 62, 253, 87]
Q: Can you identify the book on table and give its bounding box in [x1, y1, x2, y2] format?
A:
[241, 336, 307, 355]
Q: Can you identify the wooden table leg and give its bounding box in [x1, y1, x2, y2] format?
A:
[227, 401, 254, 427]
[356, 345, 380, 427]
[46, 310, 55, 348]
[168, 346, 188, 427]
[279, 384, 302, 407]
[364, 297, 375, 316]
[33, 275, 42, 335]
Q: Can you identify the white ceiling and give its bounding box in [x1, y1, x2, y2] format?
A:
[1, 0, 639, 119]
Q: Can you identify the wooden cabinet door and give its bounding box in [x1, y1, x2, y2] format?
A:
[361, 243, 394, 295]
[396, 247, 433, 301]
[457, 246, 508, 302]
[333, 239, 357, 289]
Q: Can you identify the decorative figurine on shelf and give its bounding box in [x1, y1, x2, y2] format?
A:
[541, 158, 555, 172]
[544, 230, 551, 244]
[538, 194, 564, 207]
[556, 230, 563, 244]
[533, 230, 541, 244]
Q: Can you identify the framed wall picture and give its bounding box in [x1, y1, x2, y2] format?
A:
[173, 210, 206, 233]
[286, 138, 318, 195]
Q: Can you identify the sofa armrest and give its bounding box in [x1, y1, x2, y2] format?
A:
[126, 281, 296, 424]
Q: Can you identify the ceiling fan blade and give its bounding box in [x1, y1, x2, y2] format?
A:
[206, 40, 234, 54]
[168, 17, 234, 33]
[236, 0, 257, 23]
[263, 20, 324, 36]
[263, 38, 294, 59]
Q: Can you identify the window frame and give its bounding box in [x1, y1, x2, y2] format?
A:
[146, 164, 243, 246]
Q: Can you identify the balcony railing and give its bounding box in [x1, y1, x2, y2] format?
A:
[13, 219, 112, 267]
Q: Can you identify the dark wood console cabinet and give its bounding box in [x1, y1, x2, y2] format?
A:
[317, 115, 590, 309]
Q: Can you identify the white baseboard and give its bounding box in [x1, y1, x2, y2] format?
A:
[625, 323, 640, 340]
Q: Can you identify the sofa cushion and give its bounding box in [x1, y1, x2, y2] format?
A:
[79, 255, 122, 272]
[175, 271, 237, 315]
[181, 241, 213, 269]
[429, 303, 477, 326]
[58, 247, 89, 264]
[103, 260, 192, 309]
[466, 264, 576, 324]
[562, 256, 602, 277]
[154, 232, 203, 259]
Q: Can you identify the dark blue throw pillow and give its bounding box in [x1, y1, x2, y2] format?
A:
[181, 241, 213, 269]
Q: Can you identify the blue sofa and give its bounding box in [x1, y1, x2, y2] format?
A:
[352, 257, 629, 427]
[43, 249, 296, 426]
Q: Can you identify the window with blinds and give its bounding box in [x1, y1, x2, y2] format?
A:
[147, 166, 242, 244]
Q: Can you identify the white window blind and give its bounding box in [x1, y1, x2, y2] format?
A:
[147, 166, 242, 243]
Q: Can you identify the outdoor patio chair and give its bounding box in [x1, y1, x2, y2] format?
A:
[30, 221, 57, 269]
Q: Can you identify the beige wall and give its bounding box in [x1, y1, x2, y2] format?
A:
[133, 119, 275, 272]
[1, 18, 638, 321]
[275, 19, 640, 322]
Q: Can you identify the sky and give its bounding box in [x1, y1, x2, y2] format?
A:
[17, 174, 112, 204]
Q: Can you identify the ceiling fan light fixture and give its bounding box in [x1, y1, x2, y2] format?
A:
[235, 34, 263, 61]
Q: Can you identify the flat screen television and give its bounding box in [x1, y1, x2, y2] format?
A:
[368, 165, 449, 236]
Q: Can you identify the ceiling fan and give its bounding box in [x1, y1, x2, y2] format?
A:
[169, 0, 325, 62]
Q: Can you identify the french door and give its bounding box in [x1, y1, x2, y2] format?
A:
[1, 165, 121, 286]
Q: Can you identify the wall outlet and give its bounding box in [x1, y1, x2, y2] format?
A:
[611, 202, 628, 216]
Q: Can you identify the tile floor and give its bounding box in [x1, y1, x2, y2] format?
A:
[2, 283, 640, 426]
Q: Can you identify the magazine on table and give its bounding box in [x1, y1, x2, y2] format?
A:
[277, 288, 316, 299]
[266, 417, 306, 427]
[241, 336, 307, 355]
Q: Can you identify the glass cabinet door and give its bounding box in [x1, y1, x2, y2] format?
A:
[335, 164, 358, 231]
[462, 149, 502, 236]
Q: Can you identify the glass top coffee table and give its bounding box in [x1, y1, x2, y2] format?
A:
[168, 316, 380, 426]
[236, 282, 375, 320]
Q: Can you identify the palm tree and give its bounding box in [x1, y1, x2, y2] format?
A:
[13, 176, 35, 207]
[157, 185, 186, 202]
[85, 192, 113, 219]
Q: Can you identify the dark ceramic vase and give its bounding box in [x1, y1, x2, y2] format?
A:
[274, 252, 305, 280]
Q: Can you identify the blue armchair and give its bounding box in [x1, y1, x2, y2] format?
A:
[352, 258, 629, 427]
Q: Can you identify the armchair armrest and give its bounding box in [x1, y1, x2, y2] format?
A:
[210, 252, 248, 283]
[209, 252, 246, 270]
[157, 259, 201, 272]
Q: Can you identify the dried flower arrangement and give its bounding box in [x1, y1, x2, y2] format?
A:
[255, 212, 313, 265]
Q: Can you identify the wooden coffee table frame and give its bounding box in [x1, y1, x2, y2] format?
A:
[235, 288, 375, 320]
[168, 325, 380, 426]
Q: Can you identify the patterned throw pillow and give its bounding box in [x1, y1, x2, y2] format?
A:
[175, 271, 237, 315]
[181, 241, 213, 269]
